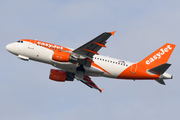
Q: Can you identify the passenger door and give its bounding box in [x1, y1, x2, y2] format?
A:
[130, 63, 137, 73]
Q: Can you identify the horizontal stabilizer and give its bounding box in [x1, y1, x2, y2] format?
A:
[149, 63, 171, 74]
[156, 79, 166, 85]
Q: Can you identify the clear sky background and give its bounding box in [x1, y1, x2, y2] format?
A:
[1, 0, 180, 120]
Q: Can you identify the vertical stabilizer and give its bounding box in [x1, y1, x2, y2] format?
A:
[138, 43, 176, 69]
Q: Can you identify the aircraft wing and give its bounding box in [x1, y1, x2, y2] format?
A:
[73, 31, 116, 58]
[72, 32, 115, 91]
[81, 76, 104, 93]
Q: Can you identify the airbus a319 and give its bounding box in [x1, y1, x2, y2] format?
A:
[6, 31, 176, 92]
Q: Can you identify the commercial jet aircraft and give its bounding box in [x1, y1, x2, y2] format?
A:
[6, 31, 176, 92]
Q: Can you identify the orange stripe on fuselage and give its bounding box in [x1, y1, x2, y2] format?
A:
[85, 58, 111, 75]
[117, 63, 160, 80]
[91, 62, 112, 75]
[21, 39, 72, 52]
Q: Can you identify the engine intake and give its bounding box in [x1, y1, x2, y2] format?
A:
[49, 69, 74, 82]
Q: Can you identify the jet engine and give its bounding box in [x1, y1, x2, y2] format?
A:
[52, 51, 71, 62]
[52, 51, 77, 62]
[49, 69, 74, 82]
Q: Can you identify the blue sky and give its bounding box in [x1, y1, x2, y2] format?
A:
[1, 0, 180, 120]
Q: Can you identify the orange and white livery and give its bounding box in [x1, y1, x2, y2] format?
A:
[6, 31, 176, 92]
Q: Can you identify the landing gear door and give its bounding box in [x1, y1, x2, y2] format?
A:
[130, 63, 137, 73]
[28, 40, 35, 49]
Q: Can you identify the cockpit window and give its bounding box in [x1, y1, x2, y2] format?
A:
[17, 41, 23, 43]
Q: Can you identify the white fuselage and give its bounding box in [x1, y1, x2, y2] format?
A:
[6, 41, 133, 79]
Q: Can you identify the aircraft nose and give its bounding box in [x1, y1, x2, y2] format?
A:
[6, 44, 11, 51]
[6, 43, 13, 52]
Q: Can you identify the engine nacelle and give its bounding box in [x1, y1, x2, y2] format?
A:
[49, 69, 74, 82]
[52, 51, 71, 62]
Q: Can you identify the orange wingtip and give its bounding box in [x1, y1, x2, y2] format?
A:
[110, 31, 116, 35]
[99, 88, 104, 93]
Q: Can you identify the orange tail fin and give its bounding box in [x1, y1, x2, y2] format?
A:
[138, 43, 176, 69]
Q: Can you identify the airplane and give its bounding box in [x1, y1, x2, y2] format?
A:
[6, 31, 176, 92]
